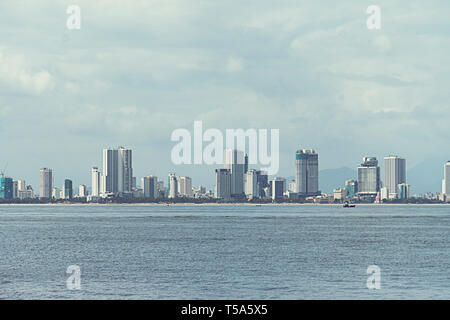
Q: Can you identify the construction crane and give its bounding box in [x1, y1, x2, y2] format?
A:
[0, 163, 7, 178]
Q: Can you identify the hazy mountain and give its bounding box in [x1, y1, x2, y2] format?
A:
[285, 166, 357, 194]
[407, 158, 448, 195]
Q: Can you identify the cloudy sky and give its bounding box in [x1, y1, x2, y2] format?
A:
[1, 0, 449, 191]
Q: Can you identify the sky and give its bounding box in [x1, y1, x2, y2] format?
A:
[1, 0, 450, 191]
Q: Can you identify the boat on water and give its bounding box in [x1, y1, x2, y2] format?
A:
[343, 202, 356, 208]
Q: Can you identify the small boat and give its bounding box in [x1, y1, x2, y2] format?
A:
[343, 202, 356, 208]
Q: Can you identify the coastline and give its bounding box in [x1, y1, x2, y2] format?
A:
[0, 202, 448, 206]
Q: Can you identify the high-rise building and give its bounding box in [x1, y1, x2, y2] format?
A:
[0, 177, 13, 200]
[271, 177, 286, 201]
[442, 161, 450, 196]
[345, 180, 358, 198]
[224, 149, 245, 198]
[17, 180, 26, 192]
[215, 169, 231, 200]
[255, 170, 269, 198]
[101, 146, 133, 195]
[357, 157, 380, 196]
[118, 147, 133, 193]
[245, 169, 258, 199]
[168, 173, 178, 198]
[12, 180, 18, 199]
[244, 153, 248, 174]
[39, 168, 52, 199]
[63, 179, 73, 199]
[91, 167, 101, 196]
[295, 149, 319, 196]
[384, 156, 406, 199]
[79, 185, 88, 197]
[52, 187, 61, 199]
[398, 183, 410, 199]
[142, 176, 158, 199]
[178, 176, 193, 197]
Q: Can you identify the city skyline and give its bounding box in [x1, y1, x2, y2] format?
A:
[3, 145, 450, 202]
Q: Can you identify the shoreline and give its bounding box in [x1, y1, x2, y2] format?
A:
[0, 202, 448, 206]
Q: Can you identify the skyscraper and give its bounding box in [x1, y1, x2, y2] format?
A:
[442, 161, 450, 196]
[245, 169, 258, 199]
[63, 179, 73, 199]
[224, 149, 245, 198]
[384, 155, 406, 199]
[0, 177, 13, 200]
[215, 169, 231, 200]
[79, 185, 88, 197]
[295, 149, 319, 196]
[168, 173, 178, 198]
[142, 176, 158, 199]
[101, 146, 133, 195]
[39, 168, 52, 199]
[271, 177, 286, 201]
[357, 157, 380, 196]
[118, 146, 133, 193]
[91, 167, 101, 196]
[178, 176, 193, 197]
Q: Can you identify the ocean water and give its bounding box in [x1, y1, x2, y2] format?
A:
[0, 204, 449, 300]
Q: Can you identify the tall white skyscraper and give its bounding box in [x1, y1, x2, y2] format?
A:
[91, 167, 101, 196]
[384, 155, 406, 199]
[79, 185, 88, 197]
[442, 161, 450, 196]
[245, 169, 258, 199]
[101, 146, 133, 195]
[295, 149, 319, 196]
[39, 168, 52, 199]
[142, 176, 158, 199]
[168, 173, 178, 198]
[357, 157, 380, 196]
[178, 176, 193, 197]
[224, 149, 245, 198]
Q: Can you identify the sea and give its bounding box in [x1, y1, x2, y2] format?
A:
[0, 204, 449, 299]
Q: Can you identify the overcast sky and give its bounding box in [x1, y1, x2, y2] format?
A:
[1, 1, 449, 191]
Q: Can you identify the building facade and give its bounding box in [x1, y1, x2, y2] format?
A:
[215, 169, 231, 200]
[384, 155, 406, 199]
[39, 168, 52, 199]
[142, 176, 158, 199]
[224, 149, 245, 198]
[295, 149, 319, 196]
[357, 157, 380, 196]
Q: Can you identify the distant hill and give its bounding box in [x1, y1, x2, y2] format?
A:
[319, 167, 356, 194]
[407, 158, 447, 195]
[285, 167, 357, 195]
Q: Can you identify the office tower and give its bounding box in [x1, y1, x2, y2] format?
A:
[357, 157, 380, 195]
[244, 154, 248, 174]
[102, 148, 119, 194]
[345, 180, 358, 198]
[0, 177, 13, 199]
[168, 173, 178, 198]
[118, 146, 133, 193]
[39, 168, 52, 199]
[17, 180, 26, 192]
[63, 179, 73, 199]
[18, 185, 34, 199]
[295, 149, 319, 196]
[79, 185, 88, 197]
[102, 146, 133, 195]
[384, 156, 406, 199]
[52, 187, 61, 199]
[12, 180, 18, 199]
[91, 167, 101, 196]
[398, 183, 410, 199]
[271, 177, 286, 201]
[224, 149, 245, 198]
[178, 176, 193, 197]
[245, 169, 258, 199]
[142, 176, 158, 199]
[255, 170, 269, 198]
[442, 161, 450, 196]
[215, 169, 231, 200]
